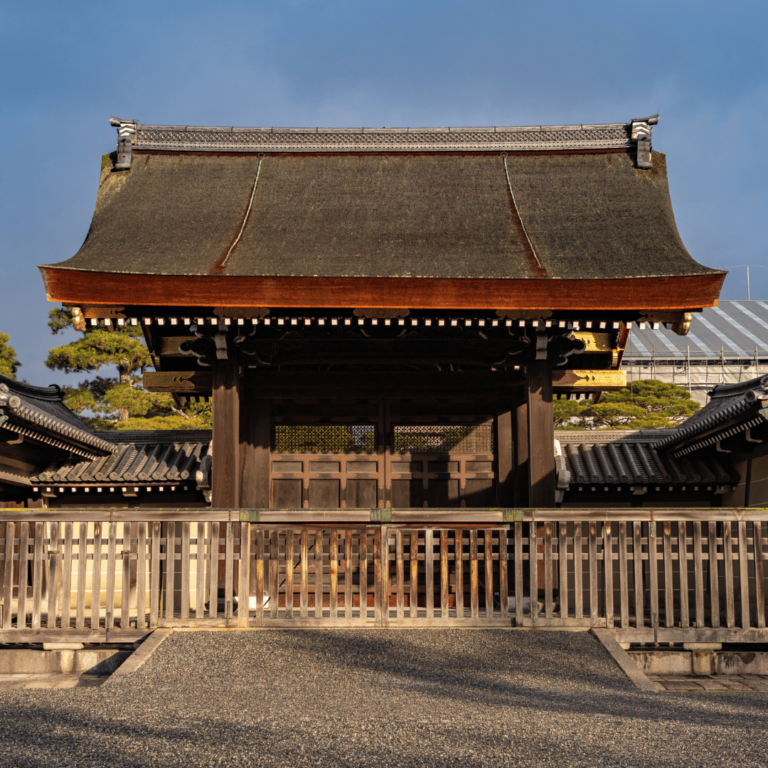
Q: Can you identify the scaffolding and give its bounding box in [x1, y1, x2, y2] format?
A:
[622, 345, 768, 405]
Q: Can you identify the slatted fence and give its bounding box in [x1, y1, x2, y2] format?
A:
[0, 510, 766, 641]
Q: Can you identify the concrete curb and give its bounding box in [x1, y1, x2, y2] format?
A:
[592, 628, 664, 693]
[109, 629, 173, 678]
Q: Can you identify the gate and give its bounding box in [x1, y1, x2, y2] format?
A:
[270, 400, 498, 509]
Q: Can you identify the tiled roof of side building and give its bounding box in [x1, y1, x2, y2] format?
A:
[557, 430, 739, 488]
[31, 436, 210, 488]
[653, 374, 768, 452]
[0, 375, 115, 457]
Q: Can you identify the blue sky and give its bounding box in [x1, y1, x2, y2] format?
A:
[2, 0, 767, 386]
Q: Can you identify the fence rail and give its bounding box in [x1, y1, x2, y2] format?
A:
[0, 510, 766, 639]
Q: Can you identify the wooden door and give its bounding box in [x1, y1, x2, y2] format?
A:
[387, 420, 497, 508]
[269, 408, 498, 509]
[270, 423, 383, 509]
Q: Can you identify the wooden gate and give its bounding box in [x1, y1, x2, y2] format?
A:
[270, 401, 497, 509]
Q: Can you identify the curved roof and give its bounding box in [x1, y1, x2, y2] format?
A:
[653, 373, 768, 453]
[39, 116, 724, 311]
[0, 375, 115, 457]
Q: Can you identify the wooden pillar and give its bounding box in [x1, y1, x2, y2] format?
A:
[212, 357, 242, 509]
[241, 397, 271, 509]
[512, 387, 529, 508]
[496, 405, 514, 508]
[527, 359, 555, 508]
[498, 388, 531, 508]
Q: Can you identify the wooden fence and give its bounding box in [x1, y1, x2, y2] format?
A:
[0, 510, 767, 642]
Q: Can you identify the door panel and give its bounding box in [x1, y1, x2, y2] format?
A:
[271, 422, 383, 509]
[273, 479, 302, 509]
[269, 409, 498, 509]
[308, 479, 340, 509]
[346, 479, 378, 508]
[391, 479, 422, 508]
[386, 421, 497, 508]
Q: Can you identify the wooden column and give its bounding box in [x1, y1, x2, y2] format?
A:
[241, 398, 271, 509]
[496, 405, 514, 508]
[212, 357, 242, 509]
[527, 359, 555, 508]
[512, 386, 529, 508]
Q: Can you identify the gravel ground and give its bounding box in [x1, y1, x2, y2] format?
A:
[0, 629, 766, 767]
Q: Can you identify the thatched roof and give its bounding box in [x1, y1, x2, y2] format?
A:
[39, 117, 724, 311]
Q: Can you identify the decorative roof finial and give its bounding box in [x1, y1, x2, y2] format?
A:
[109, 117, 138, 170]
[630, 114, 659, 169]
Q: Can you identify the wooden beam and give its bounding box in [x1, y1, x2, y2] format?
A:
[41, 270, 726, 311]
[552, 369, 626, 391]
[0, 508, 765, 523]
[159, 337, 197, 357]
[143, 370, 212, 393]
[527, 360, 555, 508]
[147, 369, 624, 395]
[0, 629, 151, 643]
[212, 358, 241, 508]
[245, 370, 524, 398]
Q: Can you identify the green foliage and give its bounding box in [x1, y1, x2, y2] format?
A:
[48, 309, 210, 430]
[555, 379, 700, 430]
[553, 398, 589, 429]
[48, 308, 74, 335]
[46, 328, 150, 382]
[0, 333, 20, 379]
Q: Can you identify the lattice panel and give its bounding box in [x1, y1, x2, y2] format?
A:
[275, 425, 376, 454]
[393, 423, 493, 455]
[136, 125, 632, 153]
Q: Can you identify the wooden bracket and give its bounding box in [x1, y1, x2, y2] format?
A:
[143, 371, 213, 393]
[79, 305, 126, 320]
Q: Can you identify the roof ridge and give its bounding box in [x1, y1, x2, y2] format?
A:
[709, 373, 768, 399]
[134, 121, 631, 133]
[107, 116, 656, 162]
[94, 429, 212, 443]
[0, 374, 64, 402]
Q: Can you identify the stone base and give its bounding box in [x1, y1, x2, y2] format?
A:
[42, 643, 85, 651]
[629, 649, 768, 676]
[0, 648, 130, 675]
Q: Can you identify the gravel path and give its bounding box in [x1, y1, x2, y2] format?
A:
[0, 629, 765, 767]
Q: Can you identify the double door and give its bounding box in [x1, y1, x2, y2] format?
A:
[269, 400, 497, 509]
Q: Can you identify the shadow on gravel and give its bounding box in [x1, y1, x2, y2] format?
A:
[116, 630, 768, 726]
[0, 688, 764, 768]
[254, 629, 768, 723]
[0, 630, 767, 767]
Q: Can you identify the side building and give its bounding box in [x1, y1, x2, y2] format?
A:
[0, 375, 209, 509]
[623, 300, 768, 405]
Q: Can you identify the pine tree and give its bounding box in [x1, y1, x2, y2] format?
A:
[46, 309, 211, 430]
[555, 379, 699, 430]
[0, 333, 21, 379]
